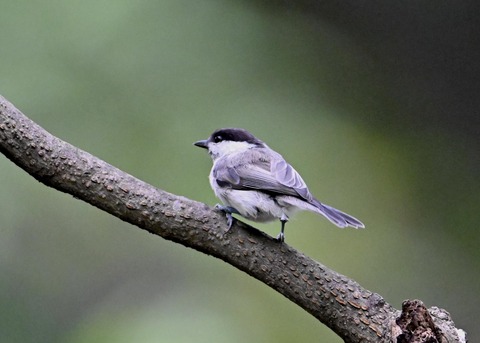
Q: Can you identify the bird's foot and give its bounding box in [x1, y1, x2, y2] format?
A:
[214, 204, 239, 230]
[276, 232, 285, 242]
[277, 214, 288, 243]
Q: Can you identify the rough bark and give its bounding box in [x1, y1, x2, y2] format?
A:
[0, 95, 466, 342]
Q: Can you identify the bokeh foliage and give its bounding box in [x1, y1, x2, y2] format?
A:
[1, 1, 478, 342]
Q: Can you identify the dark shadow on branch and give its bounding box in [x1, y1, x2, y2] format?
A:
[0, 95, 465, 343]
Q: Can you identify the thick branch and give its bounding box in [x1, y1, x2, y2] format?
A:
[0, 95, 465, 342]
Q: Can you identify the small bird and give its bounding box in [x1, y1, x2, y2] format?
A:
[194, 128, 364, 242]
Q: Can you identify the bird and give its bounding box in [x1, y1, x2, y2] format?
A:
[194, 128, 364, 242]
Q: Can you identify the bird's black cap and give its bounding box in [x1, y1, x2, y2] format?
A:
[211, 128, 264, 145]
[194, 128, 265, 149]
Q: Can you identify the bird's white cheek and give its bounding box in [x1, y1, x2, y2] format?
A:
[208, 141, 254, 159]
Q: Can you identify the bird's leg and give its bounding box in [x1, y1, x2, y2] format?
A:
[277, 214, 289, 242]
[214, 204, 239, 230]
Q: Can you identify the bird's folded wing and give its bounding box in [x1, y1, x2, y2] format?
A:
[213, 155, 314, 203]
[271, 159, 313, 202]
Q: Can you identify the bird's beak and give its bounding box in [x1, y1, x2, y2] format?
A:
[193, 139, 208, 149]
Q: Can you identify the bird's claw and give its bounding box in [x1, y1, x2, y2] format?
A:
[226, 213, 234, 229]
[214, 204, 238, 230]
[276, 232, 285, 242]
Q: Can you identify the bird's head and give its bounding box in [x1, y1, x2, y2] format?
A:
[194, 128, 265, 160]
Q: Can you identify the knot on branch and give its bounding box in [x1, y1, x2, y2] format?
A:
[396, 299, 446, 343]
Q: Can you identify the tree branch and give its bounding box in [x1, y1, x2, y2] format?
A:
[0, 95, 466, 342]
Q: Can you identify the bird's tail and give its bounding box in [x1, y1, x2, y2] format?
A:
[311, 199, 365, 229]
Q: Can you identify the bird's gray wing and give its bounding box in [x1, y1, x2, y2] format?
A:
[271, 158, 314, 202]
[213, 150, 314, 202]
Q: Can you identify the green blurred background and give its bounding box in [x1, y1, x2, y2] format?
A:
[1, 1, 478, 342]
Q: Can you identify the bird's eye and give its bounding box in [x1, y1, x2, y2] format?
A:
[214, 135, 223, 143]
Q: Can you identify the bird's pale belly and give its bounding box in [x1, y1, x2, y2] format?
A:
[215, 188, 299, 222]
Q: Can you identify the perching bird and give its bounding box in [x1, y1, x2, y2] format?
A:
[194, 128, 364, 242]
